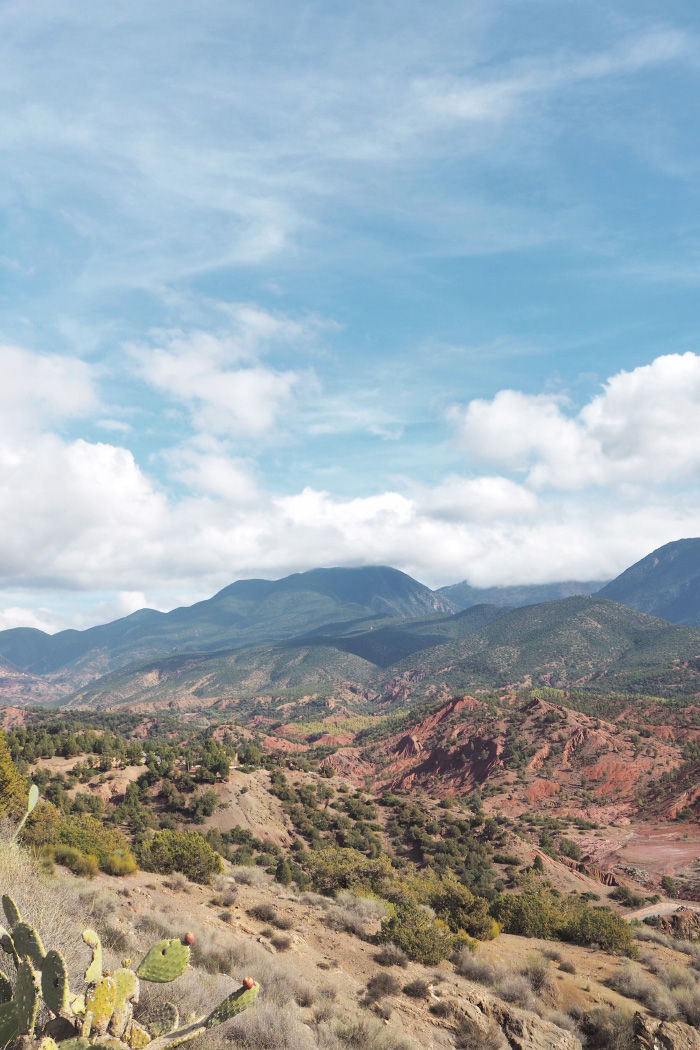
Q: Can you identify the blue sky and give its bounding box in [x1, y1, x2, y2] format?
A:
[2, 0, 700, 631]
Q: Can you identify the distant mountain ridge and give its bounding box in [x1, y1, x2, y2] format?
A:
[0, 566, 456, 683]
[437, 579, 608, 609]
[594, 538, 700, 625]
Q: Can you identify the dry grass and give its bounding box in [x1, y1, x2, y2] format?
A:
[326, 891, 389, 938]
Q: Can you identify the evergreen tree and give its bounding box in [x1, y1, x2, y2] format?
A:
[0, 731, 27, 822]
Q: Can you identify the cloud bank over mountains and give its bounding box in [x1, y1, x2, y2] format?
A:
[2, 336, 699, 632]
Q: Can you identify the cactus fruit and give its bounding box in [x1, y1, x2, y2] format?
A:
[13, 922, 46, 970]
[42, 950, 69, 1016]
[16, 958, 40, 1035]
[82, 930, 103, 984]
[0, 973, 11, 1005]
[2, 897, 21, 930]
[135, 941, 189, 984]
[85, 977, 117, 1036]
[183, 935, 193, 947]
[204, 982, 259, 1028]
[147, 1003, 178, 1039]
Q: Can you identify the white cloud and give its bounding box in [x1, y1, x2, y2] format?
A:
[450, 352, 700, 490]
[0, 344, 96, 435]
[3, 343, 700, 629]
[133, 307, 328, 437]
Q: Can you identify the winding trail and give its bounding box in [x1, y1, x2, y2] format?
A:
[627, 899, 700, 922]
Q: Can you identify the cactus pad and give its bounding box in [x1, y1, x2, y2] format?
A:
[136, 940, 189, 983]
[113, 968, 139, 1007]
[82, 929, 103, 984]
[149, 1021, 205, 1050]
[204, 981, 259, 1028]
[0, 933, 15, 960]
[56, 1033, 90, 1050]
[108, 1000, 133, 1040]
[149, 1002, 178, 1038]
[0, 971, 11, 1005]
[37, 1037, 58, 1050]
[57, 1038, 91, 1050]
[0, 1001, 18, 1048]
[42, 949, 69, 1015]
[14, 921, 46, 969]
[94, 1040, 131, 1050]
[86, 976, 117, 1035]
[2, 896, 21, 929]
[125, 1019, 151, 1049]
[70, 994, 86, 1018]
[16, 957, 40, 1035]
[81, 1009, 94, 1038]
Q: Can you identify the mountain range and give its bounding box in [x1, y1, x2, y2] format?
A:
[2, 538, 700, 708]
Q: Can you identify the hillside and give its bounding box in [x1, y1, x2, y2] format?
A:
[376, 596, 700, 701]
[438, 579, 608, 609]
[596, 537, 700, 625]
[0, 566, 455, 691]
[57, 596, 700, 712]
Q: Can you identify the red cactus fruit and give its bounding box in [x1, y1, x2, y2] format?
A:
[243, 976, 255, 989]
[184, 932, 195, 945]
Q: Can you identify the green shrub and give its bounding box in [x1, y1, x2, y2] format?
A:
[563, 907, 635, 955]
[142, 828, 224, 883]
[53, 845, 98, 878]
[56, 814, 136, 873]
[102, 851, 138, 876]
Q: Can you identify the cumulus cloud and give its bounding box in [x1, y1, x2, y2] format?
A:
[133, 306, 328, 437]
[0, 344, 96, 435]
[3, 341, 700, 630]
[450, 352, 700, 490]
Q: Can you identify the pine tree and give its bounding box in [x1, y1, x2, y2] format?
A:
[275, 856, 293, 885]
[0, 730, 27, 822]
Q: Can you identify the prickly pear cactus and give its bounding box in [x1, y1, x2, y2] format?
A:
[135, 942, 189, 984]
[0, 1001, 18, 1047]
[2, 898, 20, 931]
[13, 923, 46, 970]
[0, 974, 11, 1006]
[204, 982, 259, 1028]
[42, 950, 69, 1016]
[16, 958, 39, 1035]
[82, 931, 102, 985]
[85, 978, 117, 1037]
[0, 878, 258, 1050]
[125, 1020, 150, 1049]
[147, 1004, 177, 1039]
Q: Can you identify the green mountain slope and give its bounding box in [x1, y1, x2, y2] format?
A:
[68, 643, 379, 710]
[65, 596, 700, 710]
[0, 566, 456, 681]
[595, 538, 700, 625]
[379, 596, 700, 698]
[438, 579, 608, 609]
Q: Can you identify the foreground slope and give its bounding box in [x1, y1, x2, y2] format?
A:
[596, 537, 700, 625]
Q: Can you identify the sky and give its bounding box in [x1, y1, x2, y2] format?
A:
[2, 0, 700, 633]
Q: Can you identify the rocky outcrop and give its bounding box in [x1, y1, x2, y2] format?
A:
[634, 1012, 700, 1049]
[451, 985, 582, 1050]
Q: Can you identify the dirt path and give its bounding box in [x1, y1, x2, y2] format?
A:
[627, 900, 700, 921]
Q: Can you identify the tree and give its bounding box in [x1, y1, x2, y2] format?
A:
[0, 731, 27, 822]
[275, 857, 293, 885]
